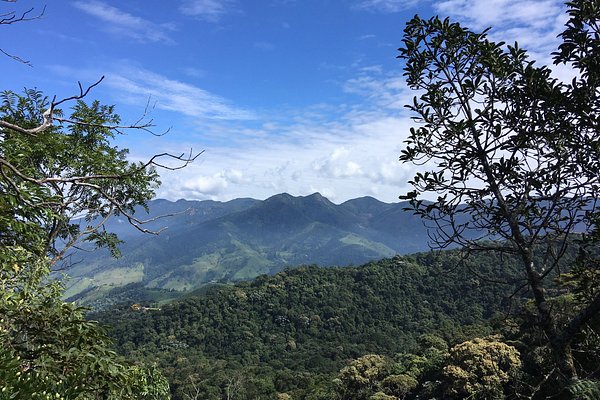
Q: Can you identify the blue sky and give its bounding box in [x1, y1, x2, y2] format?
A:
[2, 0, 568, 203]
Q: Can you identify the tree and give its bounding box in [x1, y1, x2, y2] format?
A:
[1, 1, 200, 397]
[338, 354, 391, 399]
[0, 86, 193, 398]
[398, 0, 600, 389]
[0, 86, 198, 266]
[442, 336, 521, 399]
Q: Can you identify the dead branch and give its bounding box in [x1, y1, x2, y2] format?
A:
[0, 4, 45, 25]
[0, 47, 31, 66]
[0, 75, 203, 267]
[0, 76, 172, 137]
[1, 3, 46, 66]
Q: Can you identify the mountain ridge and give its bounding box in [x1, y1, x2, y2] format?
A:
[64, 192, 434, 305]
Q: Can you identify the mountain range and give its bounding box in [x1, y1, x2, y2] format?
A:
[63, 192, 434, 304]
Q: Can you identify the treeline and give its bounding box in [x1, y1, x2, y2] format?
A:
[95, 251, 536, 399]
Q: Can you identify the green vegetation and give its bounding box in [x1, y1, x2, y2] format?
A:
[96, 249, 600, 399]
[398, 0, 600, 389]
[3, 1, 600, 399]
[0, 88, 176, 398]
[93, 2, 600, 399]
[95, 252, 521, 399]
[64, 193, 435, 306]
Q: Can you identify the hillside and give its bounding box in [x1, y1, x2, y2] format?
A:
[64, 193, 435, 305]
[96, 251, 522, 399]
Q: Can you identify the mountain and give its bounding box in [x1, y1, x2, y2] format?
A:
[63, 193, 435, 305]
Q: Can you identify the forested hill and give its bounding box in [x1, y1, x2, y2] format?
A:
[65, 193, 436, 304]
[97, 251, 523, 399]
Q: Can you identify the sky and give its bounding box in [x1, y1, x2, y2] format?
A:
[1, 0, 569, 203]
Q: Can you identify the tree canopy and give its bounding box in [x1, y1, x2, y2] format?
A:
[398, 0, 600, 391]
[0, 86, 190, 398]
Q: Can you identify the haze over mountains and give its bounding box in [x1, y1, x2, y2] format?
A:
[64, 192, 434, 303]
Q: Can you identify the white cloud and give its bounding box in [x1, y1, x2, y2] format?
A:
[357, 34, 376, 40]
[313, 147, 365, 179]
[183, 174, 228, 196]
[355, 0, 417, 12]
[434, 0, 567, 63]
[72, 1, 175, 44]
[435, 0, 562, 30]
[179, 0, 236, 21]
[153, 93, 416, 204]
[104, 65, 255, 120]
[175, 169, 247, 199]
[343, 75, 410, 111]
[132, 58, 420, 204]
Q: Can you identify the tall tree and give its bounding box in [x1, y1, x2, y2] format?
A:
[398, 0, 600, 388]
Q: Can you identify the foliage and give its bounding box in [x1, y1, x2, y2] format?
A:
[121, 364, 171, 400]
[398, 0, 600, 385]
[368, 392, 396, 400]
[567, 379, 600, 400]
[338, 354, 391, 398]
[331, 335, 522, 400]
[442, 336, 521, 399]
[0, 89, 160, 262]
[381, 374, 418, 398]
[0, 89, 172, 398]
[96, 252, 522, 399]
[95, 245, 600, 399]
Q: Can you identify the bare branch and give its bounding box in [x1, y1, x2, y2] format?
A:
[0, 77, 173, 138]
[0, 3, 45, 65]
[0, 47, 31, 66]
[51, 76, 105, 109]
[0, 4, 45, 25]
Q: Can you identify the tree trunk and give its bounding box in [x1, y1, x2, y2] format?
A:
[552, 340, 578, 381]
[519, 249, 579, 381]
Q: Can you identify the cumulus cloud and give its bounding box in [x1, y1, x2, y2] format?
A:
[183, 175, 228, 195]
[312, 145, 409, 187]
[313, 147, 364, 179]
[72, 1, 176, 44]
[175, 169, 247, 199]
[132, 58, 419, 204]
[152, 98, 416, 203]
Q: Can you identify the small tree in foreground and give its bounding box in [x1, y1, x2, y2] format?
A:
[398, 0, 600, 390]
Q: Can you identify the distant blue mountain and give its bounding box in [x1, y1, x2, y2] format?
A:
[63, 193, 434, 303]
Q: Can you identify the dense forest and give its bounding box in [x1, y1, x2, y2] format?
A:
[2, 0, 600, 398]
[93, 249, 599, 399]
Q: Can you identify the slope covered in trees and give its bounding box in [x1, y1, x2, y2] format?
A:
[96, 251, 524, 399]
[64, 193, 436, 306]
[97, 243, 600, 399]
